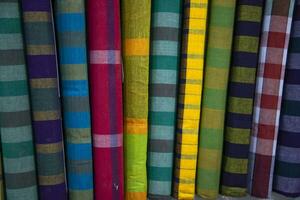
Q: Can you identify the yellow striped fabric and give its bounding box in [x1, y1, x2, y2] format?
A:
[173, 1, 208, 199]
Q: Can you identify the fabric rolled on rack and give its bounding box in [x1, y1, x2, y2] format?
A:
[248, 0, 295, 198]
[173, 0, 208, 199]
[196, 1, 236, 199]
[273, 0, 300, 197]
[21, 0, 67, 199]
[121, 0, 151, 199]
[0, 1, 38, 199]
[147, 0, 182, 197]
[54, 0, 94, 199]
[87, 0, 124, 199]
[220, 0, 264, 197]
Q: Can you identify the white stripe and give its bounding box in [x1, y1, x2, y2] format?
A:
[89, 50, 121, 64]
[93, 133, 122, 148]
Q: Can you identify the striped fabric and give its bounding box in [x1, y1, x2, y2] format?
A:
[173, 1, 208, 199]
[0, 151, 3, 200]
[87, 0, 123, 199]
[147, 0, 182, 197]
[0, 1, 38, 199]
[121, 0, 151, 199]
[21, 0, 67, 199]
[196, 1, 236, 199]
[54, 0, 93, 199]
[248, 0, 295, 198]
[273, 0, 300, 197]
[220, 0, 264, 197]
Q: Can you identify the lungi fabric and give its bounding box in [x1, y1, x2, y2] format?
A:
[87, 0, 124, 199]
[121, 0, 151, 199]
[273, 0, 300, 197]
[173, 1, 208, 199]
[196, 1, 236, 199]
[220, 0, 264, 197]
[147, 0, 182, 197]
[54, 0, 93, 199]
[248, 0, 295, 198]
[0, 151, 3, 200]
[0, 1, 38, 199]
[21, 0, 67, 199]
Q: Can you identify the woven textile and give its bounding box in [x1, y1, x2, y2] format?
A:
[248, 0, 295, 198]
[21, 0, 67, 199]
[121, 0, 151, 199]
[220, 0, 264, 197]
[273, 0, 300, 197]
[0, 151, 3, 200]
[196, 1, 236, 199]
[173, 1, 208, 199]
[54, 0, 93, 199]
[87, 0, 124, 199]
[147, 0, 182, 197]
[0, 1, 38, 199]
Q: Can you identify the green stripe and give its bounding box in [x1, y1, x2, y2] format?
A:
[152, 0, 181, 13]
[2, 141, 34, 158]
[150, 112, 175, 126]
[148, 166, 172, 181]
[0, 18, 21, 33]
[0, 80, 28, 96]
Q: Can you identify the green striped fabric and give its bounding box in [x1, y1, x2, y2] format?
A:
[196, 0, 236, 199]
[0, 150, 3, 200]
[147, 0, 182, 197]
[0, 1, 38, 200]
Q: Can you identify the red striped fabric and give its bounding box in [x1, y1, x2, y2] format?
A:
[87, 0, 124, 199]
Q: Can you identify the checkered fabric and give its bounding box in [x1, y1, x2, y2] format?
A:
[173, 1, 208, 199]
[248, 0, 295, 198]
[273, 0, 300, 197]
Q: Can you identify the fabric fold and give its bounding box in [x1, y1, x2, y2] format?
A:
[248, 0, 295, 198]
[21, 0, 67, 199]
[196, 1, 236, 199]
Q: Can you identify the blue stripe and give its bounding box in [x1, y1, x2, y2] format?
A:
[64, 112, 90, 128]
[68, 173, 93, 190]
[62, 80, 89, 96]
[67, 143, 92, 160]
[59, 47, 87, 64]
[56, 13, 85, 32]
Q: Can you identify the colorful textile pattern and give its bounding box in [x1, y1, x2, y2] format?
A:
[248, 0, 295, 198]
[220, 0, 264, 197]
[121, 0, 151, 199]
[273, 0, 300, 197]
[173, 1, 208, 199]
[54, 0, 93, 199]
[21, 0, 67, 199]
[147, 0, 182, 197]
[87, 0, 124, 199]
[0, 1, 38, 199]
[0, 151, 3, 200]
[196, 1, 236, 199]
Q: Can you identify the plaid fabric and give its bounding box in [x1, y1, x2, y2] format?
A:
[0, 1, 38, 199]
[147, 0, 182, 197]
[273, 0, 300, 197]
[54, 0, 93, 199]
[21, 0, 67, 199]
[121, 0, 151, 199]
[196, 1, 236, 199]
[87, 0, 124, 199]
[173, 1, 208, 199]
[248, 0, 295, 198]
[220, 0, 264, 197]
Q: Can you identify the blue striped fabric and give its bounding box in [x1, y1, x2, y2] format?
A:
[54, 1, 93, 199]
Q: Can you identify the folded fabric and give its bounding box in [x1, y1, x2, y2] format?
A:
[173, 1, 208, 199]
[0, 151, 3, 200]
[273, 0, 300, 197]
[196, 1, 236, 199]
[87, 0, 124, 199]
[248, 0, 295, 198]
[220, 0, 264, 197]
[0, 1, 38, 199]
[21, 0, 67, 199]
[147, 0, 182, 197]
[54, 0, 94, 199]
[121, 0, 151, 199]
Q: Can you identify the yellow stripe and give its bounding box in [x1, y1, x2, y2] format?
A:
[23, 11, 50, 22]
[30, 78, 57, 89]
[39, 173, 65, 185]
[125, 38, 149, 56]
[36, 142, 63, 154]
[33, 111, 60, 121]
[26, 45, 55, 55]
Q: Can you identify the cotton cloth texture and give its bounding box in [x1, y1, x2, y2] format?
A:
[21, 0, 67, 199]
[0, 151, 3, 200]
[54, 0, 94, 199]
[121, 0, 151, 199]
[173, 0, 208, 199]
[87, 0, 124, 199]
[220, 0, 264, 197]
[147, 0, 182, 197]
[0, 1, 38, 199]
[196, 1, 236, 199]
[248, 0, 295, 198]
[273, 0, 300, 197]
